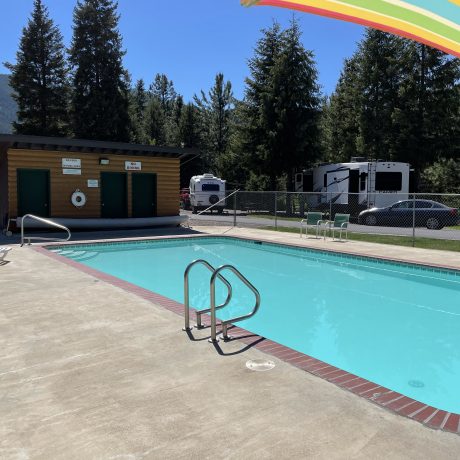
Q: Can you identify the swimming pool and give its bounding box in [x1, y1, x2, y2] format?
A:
[50, 236, 460, 413]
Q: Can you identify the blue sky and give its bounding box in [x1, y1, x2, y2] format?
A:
[0, 0, 365, 100]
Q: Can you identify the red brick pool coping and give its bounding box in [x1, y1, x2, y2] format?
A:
[34, 238, 460, 435]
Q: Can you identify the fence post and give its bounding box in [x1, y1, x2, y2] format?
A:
[233, 191, 237, 227]
[412, 193, 416, 247]
[329, 193, 332, 220]
[274, 191, 278, 230]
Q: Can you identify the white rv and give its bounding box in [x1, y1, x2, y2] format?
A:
[298, 159, 413, 210]
[189, 173, 226, 214]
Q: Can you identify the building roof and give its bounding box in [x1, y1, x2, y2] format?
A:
[0, 134, 198, 159]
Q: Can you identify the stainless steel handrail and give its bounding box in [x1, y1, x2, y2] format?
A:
[183, 259, 232, 331]
[20, 214, 71, 247]
[209, 264, 260, 343]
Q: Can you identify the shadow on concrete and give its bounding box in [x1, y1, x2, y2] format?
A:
[212, 336, 266, 356]
[185, 326, 265, 355]
[184, 329, 212, 342]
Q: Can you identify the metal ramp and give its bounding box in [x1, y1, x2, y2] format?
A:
[183, 259, 260, 342]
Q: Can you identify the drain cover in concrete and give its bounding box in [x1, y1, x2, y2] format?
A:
[246, 359, 275, 372]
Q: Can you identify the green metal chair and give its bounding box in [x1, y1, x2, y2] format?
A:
[325, 213, 350, 241]
[300, 211, 325, 239]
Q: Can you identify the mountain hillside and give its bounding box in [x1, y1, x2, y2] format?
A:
[0, 74, 17, 134]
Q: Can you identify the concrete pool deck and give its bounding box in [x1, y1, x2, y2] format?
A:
[1, 226, 460, 459]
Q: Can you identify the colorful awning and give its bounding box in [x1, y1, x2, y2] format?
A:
[241, 1, 460, 58]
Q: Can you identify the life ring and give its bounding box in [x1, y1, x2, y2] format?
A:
[71, 189, 87, 208]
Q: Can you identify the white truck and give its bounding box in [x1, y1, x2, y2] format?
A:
[296, 159, 413, 211]
[189, 173, 226, 214]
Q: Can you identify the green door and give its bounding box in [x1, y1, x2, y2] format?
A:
[101, 172, 127, 218]
[132, 173, 157, 217]
[17, 169, 50, 217]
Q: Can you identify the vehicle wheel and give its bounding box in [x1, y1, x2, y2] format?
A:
[192, 206, 197, 214]
[426, 217, 441, 230]
[364, 215, 377, 226]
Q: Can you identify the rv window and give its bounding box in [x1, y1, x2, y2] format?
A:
[202, 184, 220, 192]
[375, 172, 402, 191]
[323, 174, 327, 187]
[360, 172, 367, 191]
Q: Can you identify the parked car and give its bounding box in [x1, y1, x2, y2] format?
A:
[358, 199, 459, 230]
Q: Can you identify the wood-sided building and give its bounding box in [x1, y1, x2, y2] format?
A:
[0, 134, 196, 229]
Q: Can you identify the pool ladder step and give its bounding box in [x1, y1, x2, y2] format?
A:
[183, 259, 260, 342]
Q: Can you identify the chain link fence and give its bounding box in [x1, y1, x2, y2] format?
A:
[185, 191, 460, 247]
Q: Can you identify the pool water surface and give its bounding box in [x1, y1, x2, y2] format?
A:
[51, 237, 460, 413]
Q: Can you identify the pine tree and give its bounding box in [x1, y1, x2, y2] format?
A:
[194, 73, 234, 174]
[149, 74, 177, 114]
[357, 30, 402, 161]
[392, 43, 460, 171]
[145, 73, 181, 146]
[270, 19, 321, 191]
[69, 0, 130, 141]
[241, 19, 321, 190]
[178, 102, 202, 186]
[179, 103, 199, 148]
[322, 56, 362, 163]
[129, 78, 148, 143]
[165, 94, 183, 145]
[5, 0, 69, 136]
[144, 97, 166, 146]
[321, 30, 460, 178]
[242, 22, 283, 189]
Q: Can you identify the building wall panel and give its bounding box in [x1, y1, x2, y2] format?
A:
[7, 149, 179, 218]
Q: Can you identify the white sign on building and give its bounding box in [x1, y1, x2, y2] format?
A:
[62, 158, 81, 169]
[125, 161, 142, 171]
[63, 169, 81, 175]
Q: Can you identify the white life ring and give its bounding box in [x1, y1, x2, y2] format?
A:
[71, 189, 87, 208]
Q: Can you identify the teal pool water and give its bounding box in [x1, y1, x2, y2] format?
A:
[51, 237, 460, 413]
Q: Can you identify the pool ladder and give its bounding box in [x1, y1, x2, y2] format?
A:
[20, 214, 71, 246]
[183, 259, 261, 342]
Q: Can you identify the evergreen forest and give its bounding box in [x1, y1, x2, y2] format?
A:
[4, 0, 460, 192]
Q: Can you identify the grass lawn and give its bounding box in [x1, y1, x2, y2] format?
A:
[261, 225, 460, 252]
[247, 213, 300, 222]
[250, 213, 460, 229]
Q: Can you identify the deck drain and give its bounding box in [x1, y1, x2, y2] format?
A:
[408, 380, 425, 388]
[246, 359, 275, 372]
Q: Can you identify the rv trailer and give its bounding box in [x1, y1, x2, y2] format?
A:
[189, 173, 226, 214]
[296, 159, 413, 212]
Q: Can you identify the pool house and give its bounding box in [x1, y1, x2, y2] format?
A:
[0, 134, 196, 230]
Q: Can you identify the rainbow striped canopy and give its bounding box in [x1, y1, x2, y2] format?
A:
[241, 0, 460, 58]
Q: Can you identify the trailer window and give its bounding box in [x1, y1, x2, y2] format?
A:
[202, 184, 220, 192]
[360, 172, 367, 191]
[375, 172, 402, 191]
